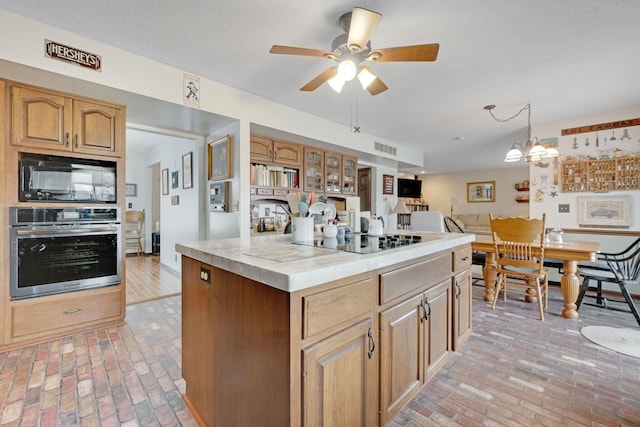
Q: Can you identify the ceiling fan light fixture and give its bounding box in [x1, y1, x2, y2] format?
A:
[328, 75, 346, 93]
[337, 60, 357, 81]
[357, 67, 377, 90]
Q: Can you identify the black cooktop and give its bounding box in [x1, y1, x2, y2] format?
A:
[294, 233, 424, 254]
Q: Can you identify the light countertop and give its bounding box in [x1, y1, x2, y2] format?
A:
[176, 232, 474, 293]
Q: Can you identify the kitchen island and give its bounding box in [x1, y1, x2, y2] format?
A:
[176, 231, 474, 427]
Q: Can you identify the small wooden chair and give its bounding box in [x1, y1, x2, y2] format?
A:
[489, 214, 548, 320]
[125, 210, 145, 256]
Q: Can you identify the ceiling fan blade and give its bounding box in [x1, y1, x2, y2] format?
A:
[300, 67, 338, 92]
[372, 43, 440, 62]
[347, 7, 382, 51]
[367, 75, 388, 96]
[270, 45, 333, 58]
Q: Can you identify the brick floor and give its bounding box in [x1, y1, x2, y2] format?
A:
[0, 284, 639, 426]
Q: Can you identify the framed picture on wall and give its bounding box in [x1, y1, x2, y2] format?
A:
[182, 152, 193, 189]
[382, 174, 394, 195]
[161, 168, 169, 195]
[467, 181, 495, 203]
[171, 171, 179, 189]
[125, 183, 137, 197]
[578, 195, 632, 228]
[208, 135, 232, 181]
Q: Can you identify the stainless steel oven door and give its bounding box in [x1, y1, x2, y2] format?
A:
[10, 223, 121, 299]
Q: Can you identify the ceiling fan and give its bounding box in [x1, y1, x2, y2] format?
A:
[269, 7, 439, 96]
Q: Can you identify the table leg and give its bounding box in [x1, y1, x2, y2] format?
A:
[561, 260, 580, 319]
[483, 252, 497, 302]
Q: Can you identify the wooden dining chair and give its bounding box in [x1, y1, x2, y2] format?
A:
[489, 214, 548, 320]
[125, 210, 145, 256]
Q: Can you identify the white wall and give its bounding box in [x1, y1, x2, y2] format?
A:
[420, 167, 530, 218]
[530, 105, 640, 232]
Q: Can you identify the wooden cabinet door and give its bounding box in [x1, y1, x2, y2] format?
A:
[303, 147, 324, 193]
[453, 269, 472, 350]
[250, 135, 273, 163]
[379, 293, 423, 425]
[72, 99, 122, 157]
[324, 152, 342, 194]
[342, 156, 357, 195]
[302, 318, 377, 427]
[422, 280, 452, 383]
[273, 140, 302, 167]
[11, 85, 72, 151]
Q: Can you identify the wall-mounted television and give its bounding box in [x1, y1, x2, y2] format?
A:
[397, 178, 422, 198]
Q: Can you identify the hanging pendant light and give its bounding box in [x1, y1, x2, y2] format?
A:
[484, 103, 561, 163]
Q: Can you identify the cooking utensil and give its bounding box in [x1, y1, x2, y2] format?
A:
[286, 193, 300, 216]
[298, 202, 309, 217]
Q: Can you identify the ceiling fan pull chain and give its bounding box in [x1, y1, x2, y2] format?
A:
[351, 81, 361, 133]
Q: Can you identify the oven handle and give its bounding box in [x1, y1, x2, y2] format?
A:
[16, 226, 119, 236]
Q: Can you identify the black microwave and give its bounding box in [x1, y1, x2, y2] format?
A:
[19, 152, 117, 203]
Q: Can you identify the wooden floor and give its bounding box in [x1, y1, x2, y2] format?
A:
[125, 255, 181, 305]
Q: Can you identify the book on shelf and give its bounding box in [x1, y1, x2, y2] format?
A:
[250, 163, 299, 188]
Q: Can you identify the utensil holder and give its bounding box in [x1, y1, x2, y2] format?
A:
[292, 217, 314, 242]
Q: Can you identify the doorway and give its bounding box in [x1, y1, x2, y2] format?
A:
[358, 168, 371, 212]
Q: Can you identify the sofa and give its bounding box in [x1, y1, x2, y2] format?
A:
[452, 213, 523, 235]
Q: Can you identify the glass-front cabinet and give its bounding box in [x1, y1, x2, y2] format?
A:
[325, 152, 342, 194]
[342, 155, 357, 195]
[303, 147, 324, 193]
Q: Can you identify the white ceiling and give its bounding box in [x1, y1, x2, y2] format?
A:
[2, 0, 639, 174]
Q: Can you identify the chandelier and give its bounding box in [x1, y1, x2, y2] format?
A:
[484, 103, 559, 163]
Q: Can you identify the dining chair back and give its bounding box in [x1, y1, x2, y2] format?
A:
[489, 214, 548, 320]
[577, 237, 640, 325]
[125, 210, 145, 256]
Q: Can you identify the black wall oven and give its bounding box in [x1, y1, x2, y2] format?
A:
[10, 207, 121, 299]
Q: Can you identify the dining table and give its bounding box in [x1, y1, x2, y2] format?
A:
[471, 236, 601, 319]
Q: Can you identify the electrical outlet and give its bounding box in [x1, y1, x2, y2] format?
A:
[200, 267, 211, 284]
[559, 204, 570, 213]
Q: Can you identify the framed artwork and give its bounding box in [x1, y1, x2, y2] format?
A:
[171, 171, 179, 189]
[161, 168, 169, 195]
[125, 183, 137, 197]
[578, 196, 632, 228]
[182, 152, 193, 189]
[382, 174, 394, 195]
[208, 135, 232, 181]
[467, 181, 495, 203]
[183, 73, 200, 107]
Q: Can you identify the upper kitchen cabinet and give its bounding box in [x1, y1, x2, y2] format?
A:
[324, 151, 342, 194]
[11, 84, 124, 158]
[324, 152, 358, 195]
[342, 155, 357, 195]
[303, 147, 324, 193]
[250, 135, 302, 167]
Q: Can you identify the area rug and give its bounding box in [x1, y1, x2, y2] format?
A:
[581, 326, 640, 359]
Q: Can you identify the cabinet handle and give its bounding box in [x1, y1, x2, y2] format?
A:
[419, 299, 426, 323]
[462, 256, 469, 261]
[423, 297, 431, 322]
[367, 328, 375, 359]
[74, 133, 79, 149]
[65, 132, 70, 147]
[63, 308, 82, 315]
[455, 280, 461, 299]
